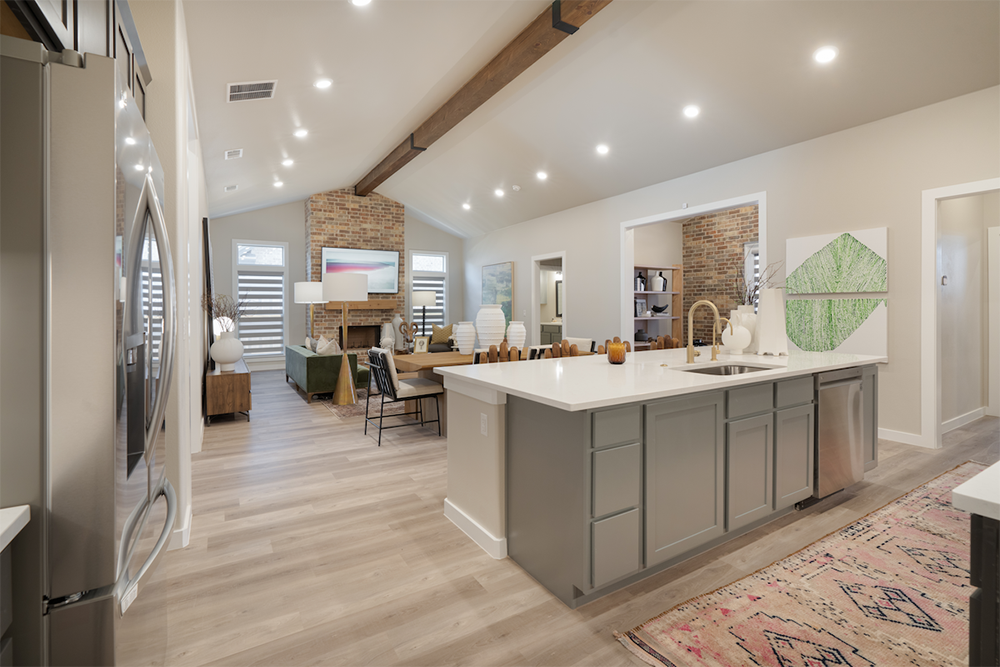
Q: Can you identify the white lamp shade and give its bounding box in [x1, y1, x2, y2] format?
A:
[412, 291, 436, 308]
[323, 272, 369, 302]
[294, 281, 323, 304]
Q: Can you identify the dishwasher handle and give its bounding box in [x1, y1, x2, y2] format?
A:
[816, 367, 863, 388]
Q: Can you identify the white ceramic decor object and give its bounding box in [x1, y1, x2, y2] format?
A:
[507, 321, 526, 350]
[737, 304, 758, 353]
[476, 304, 507, 348]
[651, 272, 666, 291]
[211, 331, 244, 371]
[721, 315, 752, 354]
[391, 314, 405, 351]
[454, 322, 476, 355]
[381, 322, 395, 350]
[756, 288, 789, 356]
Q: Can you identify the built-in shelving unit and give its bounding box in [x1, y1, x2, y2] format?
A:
[633, 265, 682, 349]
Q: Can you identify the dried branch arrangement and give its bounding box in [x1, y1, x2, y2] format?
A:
[734, 254, 783, 306]
[200, 293, 248, 332]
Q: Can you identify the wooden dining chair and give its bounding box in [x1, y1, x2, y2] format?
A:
[365, 348, 443, 446]
[474, 343, 521, 364]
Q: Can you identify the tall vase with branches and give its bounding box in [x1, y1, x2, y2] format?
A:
[202, 294, 248, 371]
[732, 254, 783, 354]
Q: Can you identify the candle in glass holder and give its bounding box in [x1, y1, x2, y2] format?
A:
[608, 342, 627, 364]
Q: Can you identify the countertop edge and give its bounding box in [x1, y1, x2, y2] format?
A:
[0, 505, 31, 551]
[952, 462, 1000, 521]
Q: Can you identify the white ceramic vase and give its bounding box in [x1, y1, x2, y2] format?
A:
[721, 314, 752, 354]
[476, 304, 506, 348]
[211, 331, 244, 371]
[391, 314, 405, 351]
[381, 322, 395, 350]
[506, 321, 526, 350]
[737, 304, 758, 353]
[454, 322, 476, 355]
[756, 288, 788, 356]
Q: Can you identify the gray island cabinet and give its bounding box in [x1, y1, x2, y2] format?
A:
[436, 349, 884, 608]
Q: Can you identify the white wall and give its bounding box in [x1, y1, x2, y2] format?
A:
[634, 220, 683, 267]
[210, 200, 308, 348]
[130, 0, 207, 548]
[939, 193, 990, 422]
[463, 86, 999, 438]
[404, 213, 465, 323]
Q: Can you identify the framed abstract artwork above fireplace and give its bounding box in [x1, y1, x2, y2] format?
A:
[322, 247, 400, 294]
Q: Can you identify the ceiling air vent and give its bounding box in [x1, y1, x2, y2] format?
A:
[224, 149, 243, 160]
[227, 80, 277, 102]
[224, 185, 238, 192]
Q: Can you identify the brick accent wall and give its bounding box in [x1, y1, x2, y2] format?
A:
[305, 189, 405, 364]
[682, 206, 758, 343]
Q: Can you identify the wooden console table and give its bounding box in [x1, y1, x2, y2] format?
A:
[206, 358, 251, 424]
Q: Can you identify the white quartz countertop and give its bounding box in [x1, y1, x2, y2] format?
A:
[1, 505, 31, 551]
[436, 348, 886, 412]
[952, 462, 1000, 520]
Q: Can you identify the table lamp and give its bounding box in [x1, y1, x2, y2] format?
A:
[322, 272, 369, 405]
[293, 281, 324, 339]
[412, 291, 436, 337]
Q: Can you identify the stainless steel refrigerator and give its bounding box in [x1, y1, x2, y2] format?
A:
[1, 34, 177, 666]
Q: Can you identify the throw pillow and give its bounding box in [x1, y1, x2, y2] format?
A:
[305, 336, 314, 352]
[431, 323, 453, 345]
[316, 335, 341, 356]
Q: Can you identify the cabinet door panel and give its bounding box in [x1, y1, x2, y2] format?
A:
[775, 403, 814, 509]
[727, 413, 773, 531]
[592, 509, 641, 588]
[645, 392, 725, 567]
[593, 443, 641, 518]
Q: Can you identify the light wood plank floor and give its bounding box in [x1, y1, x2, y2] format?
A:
[162, 370, 999, 666]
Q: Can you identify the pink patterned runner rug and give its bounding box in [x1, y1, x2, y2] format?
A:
[616, 461, 988, 667]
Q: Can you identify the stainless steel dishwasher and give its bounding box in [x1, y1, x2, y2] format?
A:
[814, 368, 865, 498]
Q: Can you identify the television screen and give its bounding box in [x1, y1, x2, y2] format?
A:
[321, 247, 400, 294]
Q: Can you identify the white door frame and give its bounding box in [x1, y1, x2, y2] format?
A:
[920, 178, 1000, 449]
[618, 192, 768, 342]
[531, 251, 566, 346]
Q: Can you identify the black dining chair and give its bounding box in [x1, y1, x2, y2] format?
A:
[365, 348, 444, 446]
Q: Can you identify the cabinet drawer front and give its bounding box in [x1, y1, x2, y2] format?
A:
[593, 443, 641, 518]
[592, 406, 641, 449]
[728, 383, 774, 419]
[592, 509, 641, 588]
[776, 377, 814, 409]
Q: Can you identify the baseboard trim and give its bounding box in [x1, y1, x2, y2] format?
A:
[943, 407, 987, 434]
[443, 498, 506, 559]
[168, 504, 192, 550]
[245, 357, 285, 372]
[878, 427, 933, 448]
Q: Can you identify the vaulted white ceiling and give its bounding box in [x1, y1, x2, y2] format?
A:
[184, 1, 999, 238]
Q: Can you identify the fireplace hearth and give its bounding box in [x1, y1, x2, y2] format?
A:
[339, 325, 379, 351]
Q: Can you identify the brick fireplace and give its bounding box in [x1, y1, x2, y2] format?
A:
[339, 325, 380, 352]
[305, 188, 405, 365]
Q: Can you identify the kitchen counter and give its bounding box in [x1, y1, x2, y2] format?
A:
[436, 348, 886, 411]
[952, 461, 1000, 520]
[0, 505, 30, 552]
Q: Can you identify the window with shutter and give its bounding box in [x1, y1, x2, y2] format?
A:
[410, 252, 448, 337]
[234, 241, 288, 359]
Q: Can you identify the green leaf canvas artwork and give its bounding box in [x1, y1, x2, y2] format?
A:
[482, 262, 514, 327]
[786, 232, 887, 295]
[786, 299, 886, 351]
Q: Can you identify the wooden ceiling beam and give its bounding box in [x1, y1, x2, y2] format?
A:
[354, 0, 612, 197]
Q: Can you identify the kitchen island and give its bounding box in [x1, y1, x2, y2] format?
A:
[436, 347, 886, 608]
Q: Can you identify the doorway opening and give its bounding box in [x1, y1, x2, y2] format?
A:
[531, 251, 566, 347]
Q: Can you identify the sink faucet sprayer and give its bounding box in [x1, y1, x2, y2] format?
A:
[686, 300, 733, 364]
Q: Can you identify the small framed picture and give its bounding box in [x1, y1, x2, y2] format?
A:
[413, 336, 430, 354]
[634, 298, 647, 317]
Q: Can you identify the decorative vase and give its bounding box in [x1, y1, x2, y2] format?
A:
[651, 272, 666, 292]
[737, 304, 758, 353]
[506, 321, 526, 350]
[381, 322, 395, 350]
[635, 272, 646, 292]
[608, 341, 627, 364]
[476, 304, 506, 348]
[454, 321, 476, 355]
[721, 315, 752, 354]
[211, 331, 244, 372]
[391, 314, 405, 351]
[756, 288, 788, 356]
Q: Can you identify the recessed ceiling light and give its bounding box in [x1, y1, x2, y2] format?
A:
[814, 46, 838, 64]
[134, 164, 144, 171]
[462, 203, 471, 210]
[125, 137, 136, 145]
[282, 158, 294, 166]
[274, 181, 284, 188]
[494, 189, 504, 197]
[351, 0, 371, 5]
[294, 129, 308, 138]
[536, 171, 548, 180]
[683, 105, 700, 118]
[596, 144, 609, 155]
[314, 78, 333, 89]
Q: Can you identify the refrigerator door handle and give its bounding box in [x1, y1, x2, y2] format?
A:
[134, 173, 176, 462]
[119, 479, 177, 616]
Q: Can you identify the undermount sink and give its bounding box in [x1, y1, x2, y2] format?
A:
[679, 364, 772, 376]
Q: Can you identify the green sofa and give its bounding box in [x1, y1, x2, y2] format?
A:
[284, 345, 370, 403]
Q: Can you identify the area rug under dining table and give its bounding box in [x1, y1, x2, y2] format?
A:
[616, 461, 987, 667]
